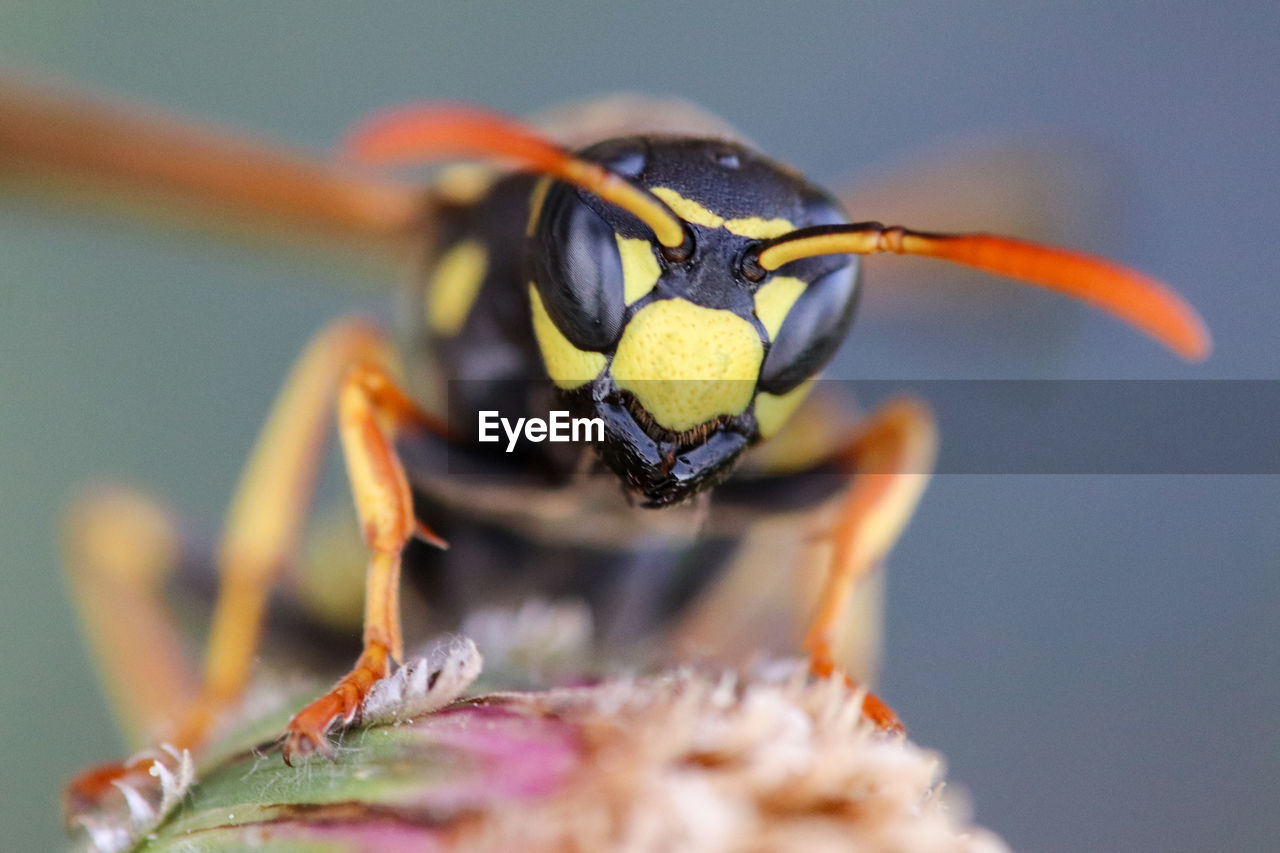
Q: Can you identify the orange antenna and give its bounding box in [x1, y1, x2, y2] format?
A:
[745, 223, 1210, 361]
[345, 103, 690, 253]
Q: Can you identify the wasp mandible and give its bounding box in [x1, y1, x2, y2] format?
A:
[0, 81, 1208, 816]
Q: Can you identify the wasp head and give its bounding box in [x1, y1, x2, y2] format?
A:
[526, 137, 860, 507]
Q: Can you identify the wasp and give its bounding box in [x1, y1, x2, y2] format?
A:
[0, 81, 1208, 818]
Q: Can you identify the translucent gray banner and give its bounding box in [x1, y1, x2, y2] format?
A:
[431, 380, 1280, 475]
[841, 380, 1279, 474]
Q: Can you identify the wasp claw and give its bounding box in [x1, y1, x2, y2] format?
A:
[858, 691, 907, 736]
[282, 643, 389, 765]
[281, 725, 337, 766]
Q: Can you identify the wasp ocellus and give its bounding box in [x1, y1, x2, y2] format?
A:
[0, 82, 1208, 817]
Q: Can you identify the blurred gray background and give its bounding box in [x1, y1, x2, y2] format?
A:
[1, 2, 1276, 850]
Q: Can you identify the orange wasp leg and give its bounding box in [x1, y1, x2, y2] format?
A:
[806, 397, 939, 734]
[178, 319, 407, 749]
[63, 317, 433, 809]
[62, 488, 196, 748]
[281, 361, 448, 763]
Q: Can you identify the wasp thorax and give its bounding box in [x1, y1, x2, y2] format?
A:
[525, 136, 862, 506]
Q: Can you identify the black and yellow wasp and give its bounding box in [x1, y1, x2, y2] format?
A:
[0, 82, 1207, 813]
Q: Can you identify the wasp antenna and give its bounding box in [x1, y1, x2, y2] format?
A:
[752, 224, 1210, 361]
[344, 103, 689, 251]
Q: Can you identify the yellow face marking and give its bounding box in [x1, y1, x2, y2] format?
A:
[612, 299, 764, 432]
[528, 283, 607, 389]
[525, 176, 552, 237]
[754, 379, 815, 439]
[752, 275, 807, 339]
[616, 235, 662, 305]
[651, 186, 724, 229]
[724, 216, 796, 240]
[426, 240, 488, 336]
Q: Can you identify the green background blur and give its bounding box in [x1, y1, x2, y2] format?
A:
[1, 3, 1277, 851]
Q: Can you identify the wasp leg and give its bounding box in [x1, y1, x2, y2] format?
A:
[186, 320, 407, 751]
[806, 397, 938, 734]
[64, 318, 396, 811]
[281, 361, 446, 763]
[63, 488, 195, 745]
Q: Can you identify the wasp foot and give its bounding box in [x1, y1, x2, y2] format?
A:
[809, 648, 906, 736]
[283, 642, 390, 765]
[64, 744, 195, 853]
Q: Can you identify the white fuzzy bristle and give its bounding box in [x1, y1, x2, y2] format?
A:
[72, 744, 195, 853]
[361, 636, 483, 726]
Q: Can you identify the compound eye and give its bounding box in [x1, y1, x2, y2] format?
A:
[758, 261, 860, 394]
[529, 184, 626, 350]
